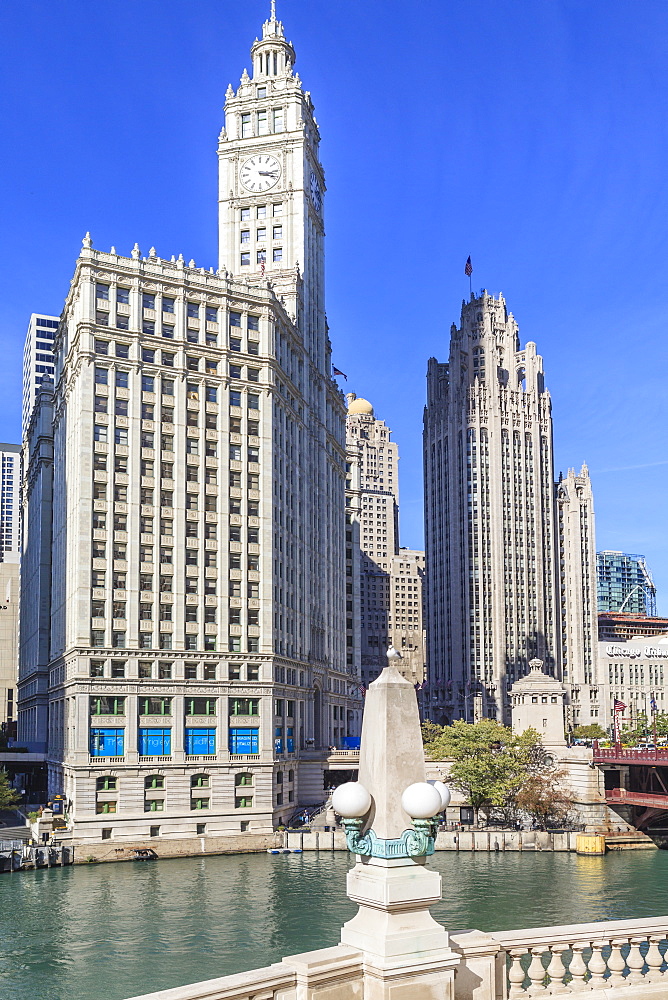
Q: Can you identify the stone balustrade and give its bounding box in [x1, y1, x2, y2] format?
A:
[455, 915, 668, 998]
[124, 917, 668, 1000]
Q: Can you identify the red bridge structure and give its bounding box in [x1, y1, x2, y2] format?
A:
[593, 742, 668, 840]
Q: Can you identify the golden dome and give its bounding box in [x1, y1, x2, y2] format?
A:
[347, 397, 374, 416]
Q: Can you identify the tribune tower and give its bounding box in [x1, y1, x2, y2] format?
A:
[424, 292, 560, 723]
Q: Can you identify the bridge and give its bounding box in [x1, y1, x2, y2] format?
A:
[593, 743, 668, 837]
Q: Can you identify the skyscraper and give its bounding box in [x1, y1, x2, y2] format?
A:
[346, 395, 425, 688]
[0, 442, 20, 734]
[556, 466, 599, 727]
[423, 290, 596, 724]
[22, 314, 59, 438]
[597, 551, 657, 617]
[18, 9, 359, 841]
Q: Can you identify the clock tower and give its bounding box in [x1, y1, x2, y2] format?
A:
[218, 6, 327, 371]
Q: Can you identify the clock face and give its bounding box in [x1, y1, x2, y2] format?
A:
[239, 154, 281, 192]
[310, 170, 322, 212]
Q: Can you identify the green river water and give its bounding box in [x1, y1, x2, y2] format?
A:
[2, 849, 668, 1000]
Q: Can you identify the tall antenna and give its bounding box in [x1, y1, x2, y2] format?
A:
[270, 0, 276, 19]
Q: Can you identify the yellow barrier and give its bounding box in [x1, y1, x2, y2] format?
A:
[575, 834, 606, 855]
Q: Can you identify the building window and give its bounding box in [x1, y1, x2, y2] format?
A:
[145, 775, 164, 789]
[235, 796, 253, 808]
[191, 797, 210, 810]
[240, 208, 250, 221]
[96, 776, 117, 792]
[240, 231, 250, 244]
[139, 697, 172, 716]
[228, 728, 259, 754]
[90, 728, 124, 757]
[144, 800, 164, 812]
[185, 728, 216, 755]
[186, 698, 217, 716]
[191, 774, 209, 788]
[241, 113, 252, 138]
[90, 696, 125, 716]
[138, 728, 171, 756]
[163, 297, 175, 314]
[117, 288, 130, 305]
[273, 247, 282, 263]
[96, 801, 116, 814]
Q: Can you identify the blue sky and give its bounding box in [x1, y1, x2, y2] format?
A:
[1, 0, 667, 611]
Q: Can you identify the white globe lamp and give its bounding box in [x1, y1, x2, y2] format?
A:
[428, 779, 451, 811]
[401, 782, 442, 820]
[332, 781, 372, 819]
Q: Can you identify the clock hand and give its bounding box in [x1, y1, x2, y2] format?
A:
[258, 171, 278, 177]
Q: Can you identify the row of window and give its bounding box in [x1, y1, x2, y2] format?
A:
[98, 288, 261, 329]
[88, 658, 260, 681]
[96, 338, 259, 361]
[240, 109, 284, 137]
[241, 226, 281, 243]
[90, 696, 259, 717]
[239, 204, 282, 221]
[240, 249, 283, 266]
[96, 795, 258, 813]
[93, 369, 262, 411]
[90, 727, 262, 755]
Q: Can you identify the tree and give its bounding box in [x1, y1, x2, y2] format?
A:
[423, 719, 545, 826]
[421, 720, 445, 745]
[516, 768, 574, 829]
[572, 724, 607, 741]
[0, 770, 21, 809]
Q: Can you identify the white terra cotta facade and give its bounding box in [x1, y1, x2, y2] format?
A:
[18, 8, 362, 843]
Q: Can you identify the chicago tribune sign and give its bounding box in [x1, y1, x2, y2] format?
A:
[605, 644, 668, 659]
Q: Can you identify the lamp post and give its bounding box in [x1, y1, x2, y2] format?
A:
[336, 647, 459, 997]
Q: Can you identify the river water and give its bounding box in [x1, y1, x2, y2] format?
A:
[2, 849, 668, 1000]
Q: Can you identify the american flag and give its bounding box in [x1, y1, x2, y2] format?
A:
[651, 696, 658, 712]
[464, 255, 473, 276]
[260, 262, 265, 276]
[614, 699, 627, 712]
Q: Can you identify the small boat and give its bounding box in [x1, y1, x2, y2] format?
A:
[132, 848, 158, 861]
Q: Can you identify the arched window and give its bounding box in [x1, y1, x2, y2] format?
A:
[191, 773, 210, 788]
[235, 772, 253, 787]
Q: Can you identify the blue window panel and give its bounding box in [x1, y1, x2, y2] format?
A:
[138, 728, 171, 755]
[90, 728, 124, 756]
[228, 728, 258, 754]
[186, 728, 217, 755]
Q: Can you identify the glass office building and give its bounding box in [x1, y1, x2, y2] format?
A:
[597, 551, 657, 616]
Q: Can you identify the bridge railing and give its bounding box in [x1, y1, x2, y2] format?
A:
[487, 914, 668, 997]
[123, 915, 668, 1000]
[593, 743, 668, 763]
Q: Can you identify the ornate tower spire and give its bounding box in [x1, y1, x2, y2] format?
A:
[251, 4, 296, 79]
